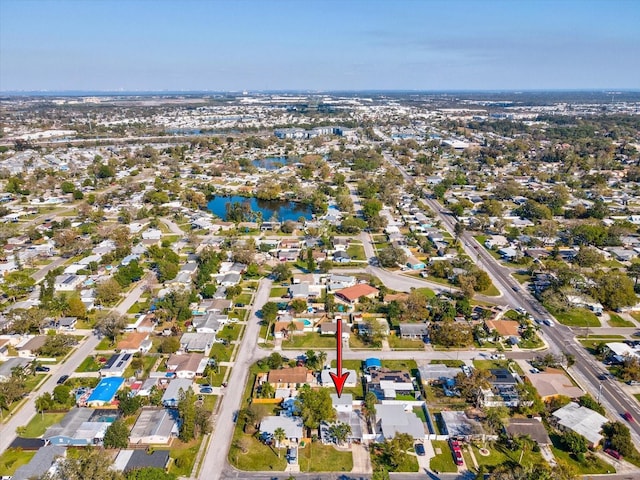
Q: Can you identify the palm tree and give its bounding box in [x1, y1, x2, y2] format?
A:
[317, 351, 327, 370]
[274, 427, 286, 458]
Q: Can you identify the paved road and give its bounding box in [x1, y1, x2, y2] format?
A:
[114, 273, 153, 315]
[219, 470, 474, 480]
[385, 153, 640, 446]
[198, 278, 273, 480]
[31, 256, 68, 283]
[0, 332, 100, 452]
[160, 217, 186, 236]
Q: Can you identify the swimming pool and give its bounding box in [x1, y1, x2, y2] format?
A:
[300, 319, 312, 327]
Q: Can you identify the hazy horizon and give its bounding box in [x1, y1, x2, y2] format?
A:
[1, 0, 639, 92]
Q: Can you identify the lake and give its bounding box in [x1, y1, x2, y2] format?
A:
[207, 195, 313, 222]
[251, 156, 293, 171]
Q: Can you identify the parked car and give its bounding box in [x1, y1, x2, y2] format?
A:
[530, 368, 541, 374]
[200, 387, 214, 394]
[543, 318, 554, 327]
[57, 374, 69, 385]
[35, 365, 50, 372]
[415, 443, 426, 456]
[623, 411, 634, 423]
[605, 448, 622, 459]
[449, 439, 464, 466]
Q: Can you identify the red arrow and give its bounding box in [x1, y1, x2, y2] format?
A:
[329, 318, 349, 397]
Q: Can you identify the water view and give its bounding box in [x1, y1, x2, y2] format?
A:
[251, 156, 293, 171]
[207, 195, 313, 222]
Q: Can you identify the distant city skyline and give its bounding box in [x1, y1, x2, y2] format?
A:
[1, 0, 639, 92]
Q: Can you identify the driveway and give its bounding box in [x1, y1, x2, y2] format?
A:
[351, 443, 372, 474]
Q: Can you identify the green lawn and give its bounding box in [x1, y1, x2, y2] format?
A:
[346, 244, 366, 261]
[388, 335, 425, 350]
[127, 299, 150, 314]
[300, 442, 354, 472]
[414, 287, 435, 299]
[511, 272, 531, 284]
[282, 333, 337, 349]
[236, 293, 253, 305]
[348, 335, 382, 350]
[479, 283, 501, 297]
[549, 434, 613, 474]
[269, 287, 288, 298]
[169, 437, 202, 476]
[430, 440, 458, 473]
[209, 342, 234, 362]
[473, 360, 510, 370]
[518, 334, 544, 349]
[608, 313, 635, 327]
[20, 412, 66, 438]
[123, 355, 157, 379]
[0, 448, 36, 475]
[382, 359, 418, 371]
[631, 312, 640, 323]
[413, 407, 427, 422]
[75, 355, 104, 373]
[199, 366, 228, 387]
[95, 337, 117, 351]
[547, 306, 601, 327]
[229, 427, 287, 471]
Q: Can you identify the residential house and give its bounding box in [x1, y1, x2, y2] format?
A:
[366, 369, 414, 400]
[193, 312, 228, 334]
[16, 336, 47, 357]
[406, 256, 425, 270]
[327, 274, 356, 291]
[266, 366, 314, 389]
[129, 408, 179, 445]
[179, 333, 216, 355]
[333, 251, 351, 263]
[526, 370, 584, 401]
[363, 358, 382, 374]
[0, 357, 31, 382]
[45, 408, 113, 446]
[117, 332, 151, 354]
[481, 369, 522, 408]
[0, 338, 10, 361]
[54, 274, 84, 291]
[398, 323, 429, 340]
[440, 410, 483, 440]
[335, 284, 379, 305]
[166, 353, 208, 379]
[505, 418, 551, 446]
[84, 377, 125, 407]
[552, 402, 608, 448]
[273, 320, 305, 339]
[12, 445, 66, 480]
[319, 368, 358, 388]
[374, 404, 425, 441]
[162, 378, 194, 408]
[57, 316, 77, 331]
[100, 353, 133, 377]
[260, 415, 304, 445]
[417, 364, 461, 386]
[113, 450, 171, 473]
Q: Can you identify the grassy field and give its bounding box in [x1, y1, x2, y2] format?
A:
[388, 335, 425, 350]
[0, 449, 36, 476]
[209, 342, 234, 362]
[430, 440, 458, 473]
[282, 333, 336, 349]
[300, 442, 354, 472]
[20, 412, 66, 438]
[479, 283, 501, 297]
[547, 306, 601, 327]
[236, 293, 253, 305]
[269, 287, 288, 298]
[229, 425, 287, 471]
[75, 355, 105, 372]
[346, 244, 366, 261]
[511, 272, 531, 284]
[631, 312, 640, 323]
[169, 437, 203, 476]
[470, 442, 545, 471]
[123, 355, 157, 378]
[382, 359, 418, 371]
[608, 313, 635, 327]
[348, 335, 381, 350]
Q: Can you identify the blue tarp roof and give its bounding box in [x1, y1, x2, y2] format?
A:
[364, 358, 382, 369]
[86, 377, 124, 403]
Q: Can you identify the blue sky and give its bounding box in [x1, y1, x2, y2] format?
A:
[1, 0, 639, 91]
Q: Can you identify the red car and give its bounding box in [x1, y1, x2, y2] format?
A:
[623, 412, 634, 423]
[449, 439, 464, 466]
[605, 448, 622, 460]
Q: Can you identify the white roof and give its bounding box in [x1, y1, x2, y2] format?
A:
[552, 402, 608, 445]
[260, 415, 304, 439]
[376, 404, 425, 440]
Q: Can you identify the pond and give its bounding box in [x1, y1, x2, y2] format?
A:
[251, 156, 293, 171]
[207, 195, 313, 222]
